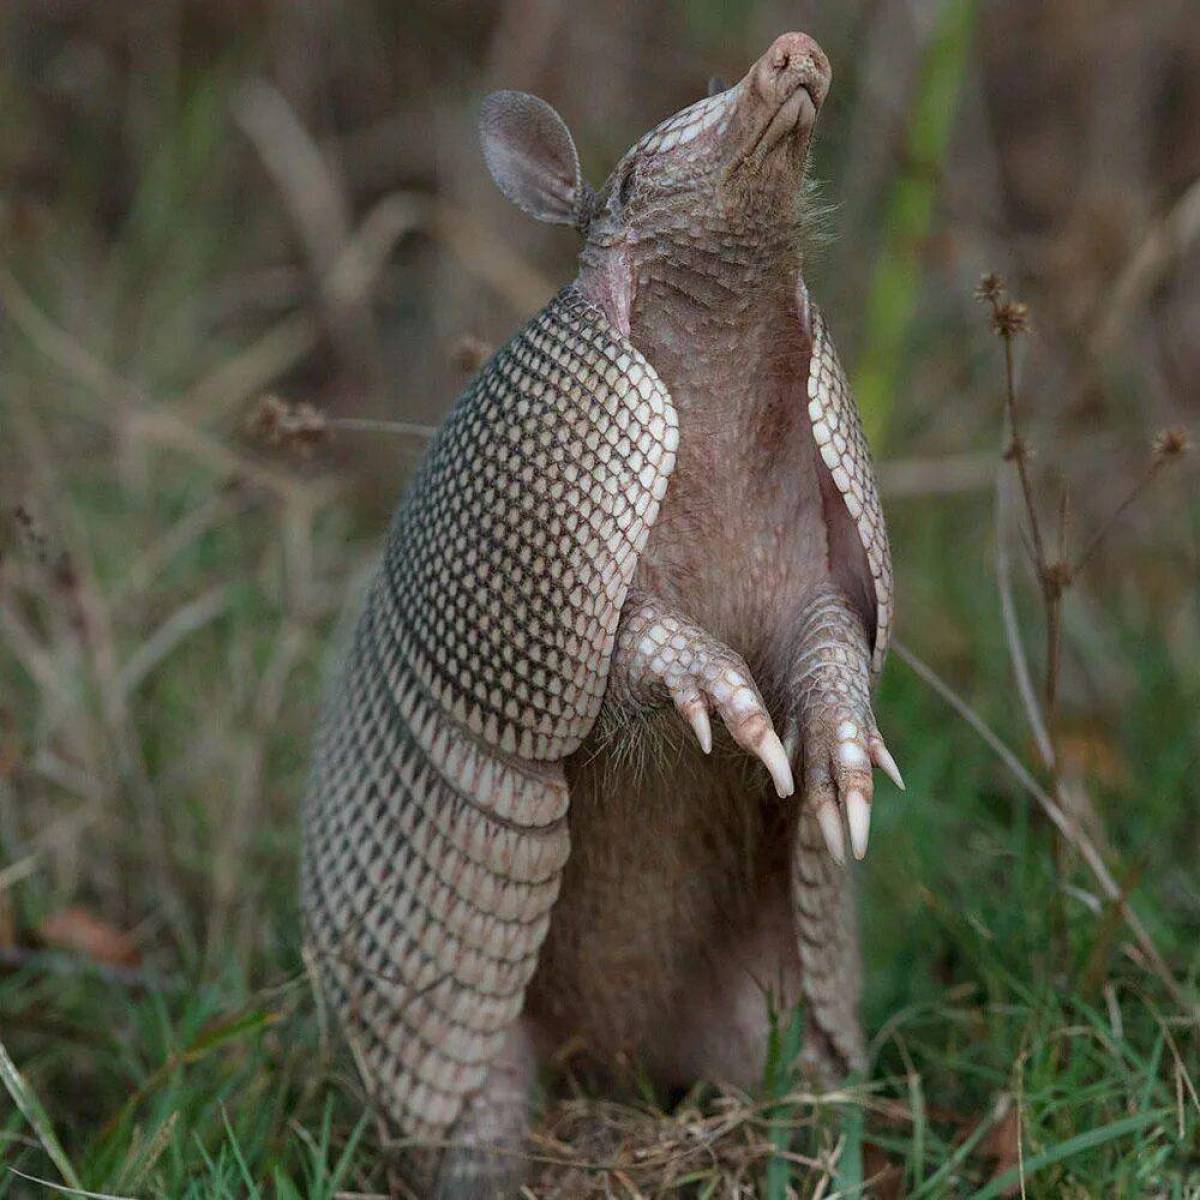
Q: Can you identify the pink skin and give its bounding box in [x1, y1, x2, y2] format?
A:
[430, 31, 904, 1175]
[524, 32, 897, 1093]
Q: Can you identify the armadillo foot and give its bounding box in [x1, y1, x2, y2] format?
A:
[613, 591, 794, 798]
[432, 1018, 536, 1199]
[786, 585, 902, 864]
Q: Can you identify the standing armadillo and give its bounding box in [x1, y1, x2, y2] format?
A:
[302, 31, 901, 1196]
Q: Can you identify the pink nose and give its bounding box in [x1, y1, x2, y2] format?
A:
[751, 32, 831, 109]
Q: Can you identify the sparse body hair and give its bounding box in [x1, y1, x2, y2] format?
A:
[302, 31, 900, 1197]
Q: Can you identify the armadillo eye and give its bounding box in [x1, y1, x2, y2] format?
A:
[616, 165, 637, 211]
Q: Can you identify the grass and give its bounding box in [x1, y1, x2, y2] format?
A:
[852, 0, 977, 448]
[2, 5, 1200, 1197]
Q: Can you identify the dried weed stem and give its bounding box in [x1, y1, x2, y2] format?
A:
[976, 271, 1191, 993]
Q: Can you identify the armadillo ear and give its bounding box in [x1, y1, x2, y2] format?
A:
[480, 90, 591, 230]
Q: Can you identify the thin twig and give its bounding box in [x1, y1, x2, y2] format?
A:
[1071, 458, 1166, 577]
[0, 265, 336, 511]
[1092, 172, 1200, 356]
[980, 279, 1070, 942]
[328, 416, 436, 438]
[994, 455, 1055, 769]
[1000, 331, 1047, 577]
[116, 585, 231, 698]
[1044, 583, 1063, 725]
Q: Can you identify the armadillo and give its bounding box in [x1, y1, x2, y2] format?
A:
[302, 31, 901, 1196]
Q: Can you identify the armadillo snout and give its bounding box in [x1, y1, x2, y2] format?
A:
[751, 32, 831, 111]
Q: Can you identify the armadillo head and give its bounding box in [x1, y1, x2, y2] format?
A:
[480, 33, 831, 334]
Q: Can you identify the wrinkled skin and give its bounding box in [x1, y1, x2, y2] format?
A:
[524, 30, 875, 1088]
[415, 33, 900, 1196]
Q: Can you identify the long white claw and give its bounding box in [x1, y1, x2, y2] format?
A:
[870, 736, 905, 791]
[687, 705, 713, 754]
[847, 789, 871, 860]
[759, 729, 795, 798]
[816, 801, 846, 865]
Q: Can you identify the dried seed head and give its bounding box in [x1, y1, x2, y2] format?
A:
[247, 394, 329, 456]
[991, 301, 1030, 338]
[975, 272, 1006, 304]
[1152, 427, 1190, 461]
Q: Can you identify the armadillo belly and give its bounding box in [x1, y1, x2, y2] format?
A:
[302, 286, 677, 1140]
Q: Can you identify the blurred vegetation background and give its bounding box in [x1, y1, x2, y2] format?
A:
[1, 1, 1198, 1196]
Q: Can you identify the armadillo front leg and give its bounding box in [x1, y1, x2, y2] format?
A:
[610, 590, 794, 798]
[785, 582, 901, 1077]
[787, 584, 902, 864]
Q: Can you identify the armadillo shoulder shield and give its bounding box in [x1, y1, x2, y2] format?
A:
[803, 299, 893, 678]
[388, 284, 678, 761]
[302, 284, 677, 1140]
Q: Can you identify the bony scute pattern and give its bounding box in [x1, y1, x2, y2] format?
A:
[633, 89, 735, 157]
[302, 286, 679, 1145]
[787, 585, 875, 1069]
[806, 306, 893, 677]
[388, 286, 678, 762]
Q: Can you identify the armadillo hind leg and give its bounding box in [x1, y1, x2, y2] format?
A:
[646, 883, 804, 1090]
[785, 582, 891, 1076]
[609, 589, 794, 798]
[429, 1016, 537, 1200]
[301, 596, 569, 1174]
[792, 803, 864, 1081]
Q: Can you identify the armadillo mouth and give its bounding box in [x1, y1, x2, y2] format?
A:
[739, 83, 818, 170]
[748, 85, 816, 164]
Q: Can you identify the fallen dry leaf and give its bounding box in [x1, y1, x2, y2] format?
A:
[980, 1102, 1022, 1197]
[863, 1140, 906, 1199]
[38, 906, 141, 967]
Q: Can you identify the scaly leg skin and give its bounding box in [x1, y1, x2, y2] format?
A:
[785, 584, 902, 864]
[785, 583, 904, 1078]
[610, 590, 794, 799]
[429, 1018, 538, 1200]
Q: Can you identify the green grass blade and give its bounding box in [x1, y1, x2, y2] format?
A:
[0, 1037, 83, 1189]
[6, 1168, 134, 1199]
[219, 1104, 262, 1199]
[327, 1113, 369, 1194]
[834, 1097, 864, 1196]
[853, 0, 977, 447]
[970, 1109, 1169, 1200]
[119, 1111, 178, 1190]
[908, 1067, 927, 1190]
[762, 1004, 806, 1200]
[909, 1096, 1007, 1200]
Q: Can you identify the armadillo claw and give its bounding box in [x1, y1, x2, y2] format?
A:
[794, 714, 875, 865]
[869, 732, 905, 791]
[756, 728, 795, 799]
[615, 600, 793, 797]
[799, 722, 905, 863]
[675, 693, 713, 755]
[816, 799, 846, 865]
[846, 788, 871, 860]
[677, 673, 794, 797]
